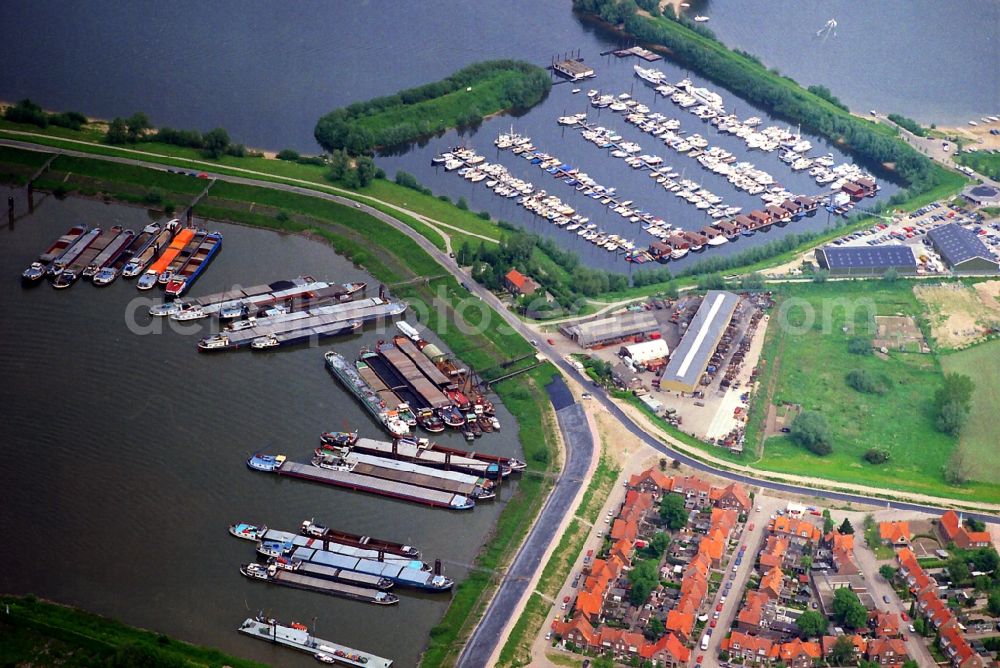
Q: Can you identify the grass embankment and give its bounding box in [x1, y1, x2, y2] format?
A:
[496, 439, 622, 667]
[313, 60, 551, 153]
[956, 151, 1000, 180]
[0, 147, 562, 668]
[743, 281, 1000, 502]
[0, 144, 50, 184]
[0, 595, 265, 668]
[940, 339, 1000, 485]
[0, 119, 502, 252]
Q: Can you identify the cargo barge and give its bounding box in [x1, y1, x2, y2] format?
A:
[324, 351, 411, 438]
[265, 555, 394, 590]
[238, 614, 393, 668]
[353, 361, 419, 429]
[157, 228, 208, 285]
[164, 231, 222, 296]
[53, 227, 123, 289]
[313, 448, 496, 499]
[122, 220, 179, 278]
[301, 518, 420, 558]
[331, 436, 510, 479]
[82, 227, 135, 280]
[151, 278, 364, 320]
[376, 341, 452, 410]
[21, 224, 88, 283]
[230, 520, 419, 559]
[94, 223, 161, 285]
[255, 528, 417, 564]
[137, 227, 195, 290]
[248, 452, 474, 511]
[197, 297, 404, 351]
[240, 562, 398, 605]
[46, 227, 101, 279]
[257, 539, 454, 591]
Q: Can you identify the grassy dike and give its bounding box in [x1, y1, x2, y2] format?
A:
[0, 147, 561, 668]
[496, 439, 622, 667]
[0, 595, 266, 667]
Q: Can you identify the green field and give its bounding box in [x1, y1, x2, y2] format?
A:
[746, 281, 1000, 502]
[957, 151, 1000, 180]
[0, 596, 265, 668]
[940, 339, 1000, 484]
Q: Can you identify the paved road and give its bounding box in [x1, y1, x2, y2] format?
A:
[854, 532, 937, 666]
[457, 377, 593, 667]
[700, 496, 783, 667]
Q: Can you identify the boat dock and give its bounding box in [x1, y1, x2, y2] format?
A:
[348, 436, 508, 478]
[269, 541, 453, 591]
[240, 563, 398, 605]
[238, 616, 393, 668]
[609, 45, 662, 61]
[550, 56, 595, 81]
[272, 458, 475, 511]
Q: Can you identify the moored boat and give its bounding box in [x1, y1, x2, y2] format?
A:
[122, 221, 177, 278]
[300, 518, 420, 558]
[164, 231, 223, 296]
[21, 224, 88, 283]
[247, 453, 286, 472]
[138, 226, 196, 290]
[46, 227, 102, 279]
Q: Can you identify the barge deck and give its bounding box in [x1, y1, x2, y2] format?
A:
[238, 615, 393, 668]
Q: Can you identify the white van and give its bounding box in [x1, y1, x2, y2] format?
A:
[701, 634, 710, 651]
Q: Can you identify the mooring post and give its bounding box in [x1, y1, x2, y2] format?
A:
[7, 194, 14, 227]
[27, 183, 34, 213]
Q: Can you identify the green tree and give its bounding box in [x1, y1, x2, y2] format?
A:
[846, 368, 889, 395]
[628, 559, 659, 605]
[327, 149, 349, 181]
[988, 591, 1000, 616]
[276, 149, 300, 161]
[828, 634, 856, 665]
[801, 555, 812, 570]
[125, 111, 150, 142]
[913, 617, 927, 636]
[832, 587, 867, 629]
[201, 127, 230, 159]
[795, 610, 827, 638]
[839, 518, 855, 535]
[969, 547, 998, 572]
[105, 117, 128, 144]
[812, 269, 829, 283]
[879, 564, 897, 581]
[355, 156, 376, 187]
[659, 494, 688, 531]
[947, 558, 970, 586]
[937, 400, 969, 436]
[847, 337, 872, 355]
[646, 616, 665, 639]
[789, 410, 832, 455]
[944, 449, 971, 484]
[882, 267, 899, 283]
[457, 240, 473, 266]
[902, 661, 919, 668]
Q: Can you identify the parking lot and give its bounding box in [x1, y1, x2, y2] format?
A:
[829, 200, 998, 274]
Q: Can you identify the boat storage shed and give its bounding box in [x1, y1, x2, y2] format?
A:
[622, 338, 670, 364]
[561, 311, 659, 348]
[927, 223, 1000, 274]
[815, 245, 917, 276]
[659, 291, 739, 393]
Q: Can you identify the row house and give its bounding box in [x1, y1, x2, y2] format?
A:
[821, 635, 867, 664]
[776, 638, 822, 668]
[626, 468, 751, 513]
[770, 516, 822, 545]
[866, 637, 909, 666]
[551, 617, 691, 668]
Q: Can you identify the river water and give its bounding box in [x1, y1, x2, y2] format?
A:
[0, 193, 523, 667]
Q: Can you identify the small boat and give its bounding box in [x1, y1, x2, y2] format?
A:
[250, 334, 280, 350]
[21, 224, 88, 283]
[320, 431, 360, 447]
[247, 453, 286, 472]
[136, 271, 159, 290]
[229, 522, 266, 540]
[694, 15, 710, 22]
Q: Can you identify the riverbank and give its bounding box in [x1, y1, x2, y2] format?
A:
[0, 145, 562, 668]
[0, 595, 265, 668]
[314, 60, 551, 154]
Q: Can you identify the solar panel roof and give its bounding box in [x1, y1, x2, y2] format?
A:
[927, 224, 994, 266]
[818, 245, 916, 269]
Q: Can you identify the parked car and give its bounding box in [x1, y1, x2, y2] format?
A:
[883, 595, 891, 604]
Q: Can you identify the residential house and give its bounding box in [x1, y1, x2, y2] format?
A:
[821, 635, 867, 664]
[866, 637, 909, 666]
[776, 638, 823, 668]
[503, 268, 539, 297]
[723, 632, 776, 665]
[712, 482, 752, 512]
[872, 611, 901, 638]
[939, 511, 992, 549]
[760, 567, 784, 600]
[879, 521, 911, 548]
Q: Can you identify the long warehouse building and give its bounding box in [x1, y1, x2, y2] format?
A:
[659, 290, 739, 393]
